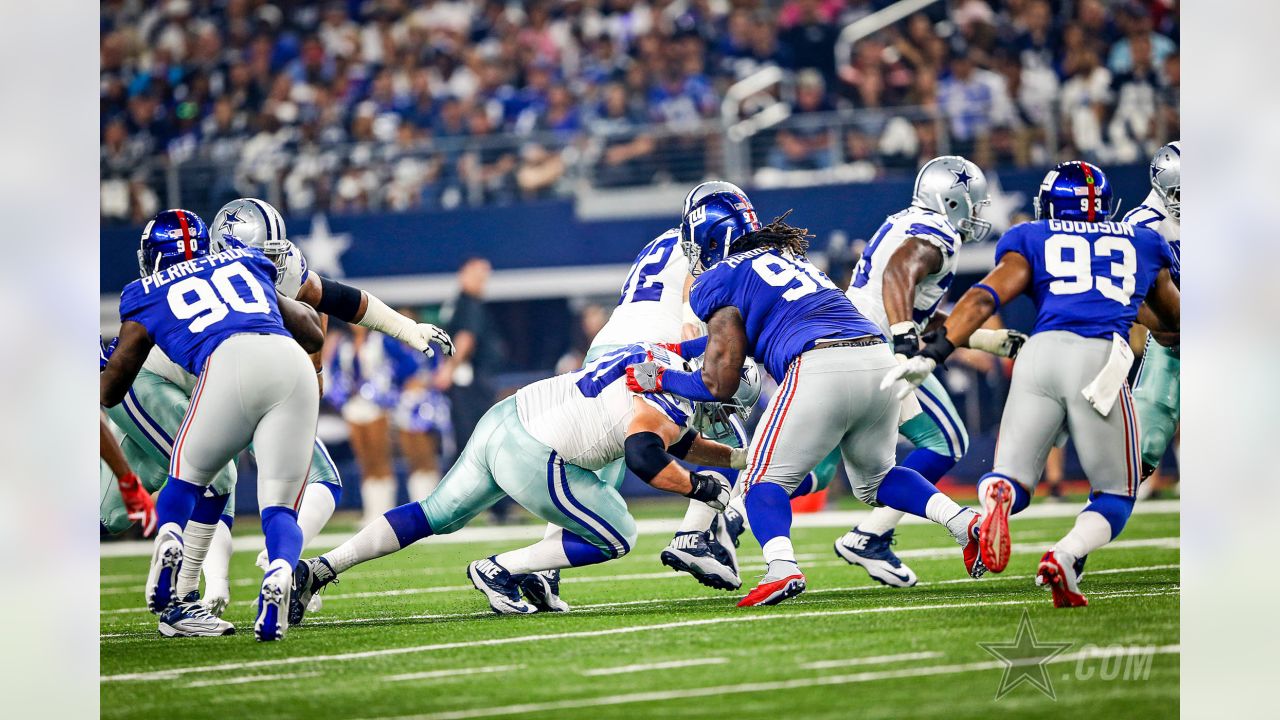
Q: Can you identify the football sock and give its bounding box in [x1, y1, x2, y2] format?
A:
[977, 473, 1032, 514]
[875, 466, 937, 517]
[761, 536, 796, 565]
[1055, 493, 1135, 557]
[201, 519, 234, 602]
[789, 471, 816, 498]
[678, 498, 719, 533]
[744, 481, 792, 554]
[174, 491, 228, 597]
[407, 470, 440, 500]
[901, 447, 956, 485]
[360, 476, 397, 526]
[559, 529, 611, 567]
[923, 493, 976, 547]
[384, 502, 433, 547]
[494, 528, 604, 573]
[857, 506, 905, 536]
[297, 481, 341, 546]
[155, 476, 204, 529]
[261, 506, 304, 569]
[324, 514, 409, 574]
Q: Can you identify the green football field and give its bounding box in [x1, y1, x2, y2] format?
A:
[100, 503, 1179, 720]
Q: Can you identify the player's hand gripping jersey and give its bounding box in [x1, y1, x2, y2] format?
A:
[690, 248, 882, 381]
[517, 342, 695, 470]
[995, 218, 1173, 338]
[590, 229, 689, 349]
[846, 207, 963, 335]
[119, 247, 289, 375]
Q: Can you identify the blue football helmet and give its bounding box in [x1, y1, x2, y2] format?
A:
[1033, 161, 1114, 222]
[680, 181, 761, 274]
[137, 209, 212, 277]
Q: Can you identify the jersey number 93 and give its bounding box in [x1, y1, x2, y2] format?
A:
[1045, 233, 1136, 305]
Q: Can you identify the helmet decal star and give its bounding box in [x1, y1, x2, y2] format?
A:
[951, 168, 974, 190]
[222, 208, 244, 225]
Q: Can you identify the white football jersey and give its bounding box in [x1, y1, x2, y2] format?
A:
[516, 343, 694, 471]
[141, 346, 198, 394]
[589, 229, 691, 350]
[1123, 190, 1180, 284]
[846, 206, 963, 336]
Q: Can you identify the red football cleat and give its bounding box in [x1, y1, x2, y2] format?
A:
[962, 514, 987, 579]
[1038, 550, 1088, 608]
[737, 572, 806, 607]
[979, 478, 1014, 573]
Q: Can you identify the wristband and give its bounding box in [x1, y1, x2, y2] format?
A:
[919, 326, 957, 365]
[684, 472, 721, 502]
[972, 283, 1002, 312]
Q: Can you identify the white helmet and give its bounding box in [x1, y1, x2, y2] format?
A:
[209, 198, 291, 277]
[691, 358, 762, 443]
[1149, 141, 1180, 220]
[911, 156, 992, 243]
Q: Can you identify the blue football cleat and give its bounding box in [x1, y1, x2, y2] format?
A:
[159, 592, 235, 637]
[255, 560, 293, 642]
[468, 557, 536, 614]
[144, 528, 184, 613]
[834, 527, 918, 587]
[518, 570, 570, 612]
[723, 504, 745, 547]
[289, 556, 337, 626]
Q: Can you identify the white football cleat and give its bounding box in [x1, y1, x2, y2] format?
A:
[518, 570, 570, 612]
[467, 557, 536, 614]
[255, 559, 293, 641]
[834, 527, 918, 588]
[145, 527, 184, 613]
[159, 592, 235, 637]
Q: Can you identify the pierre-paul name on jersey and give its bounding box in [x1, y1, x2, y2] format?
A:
[137, 247, 263, 294]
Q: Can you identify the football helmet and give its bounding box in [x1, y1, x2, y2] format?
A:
[691, 358, 762, 442]
[210, 198, 291, 277]
[137, 209, 211, 278]
[1034, 160, 1115, 222]
[680, 181, 761, 274]
[1149, 141, 1180, 221]
[911, 155, 992, 243]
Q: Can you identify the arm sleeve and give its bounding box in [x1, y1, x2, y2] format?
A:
[678, 335, 709, 359]
[653, 368, 718, 403]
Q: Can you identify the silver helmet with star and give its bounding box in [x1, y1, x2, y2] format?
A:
[209, 197, 292, 277]
[1149, 141, 1180, 221]
[911, 155, 992, 243]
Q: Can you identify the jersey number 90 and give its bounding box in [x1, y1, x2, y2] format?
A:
[752, 254, 836, 301]
[167, 264, 272, 333]
[1045, 233, 1136, 304]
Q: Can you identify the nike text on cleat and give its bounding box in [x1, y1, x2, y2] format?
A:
[660, 531, 742, 591]
[963, 514, 988, 579]
[738, 570, 806, 607]
[834, 528, 918, 588]
[159, 592, 235, 637]
[145, 529, 184, 613]
[288, 557, 337, 627]
[1038, 550, 1088, 608]
[255, 561, 293, 642]
[468, 557, 536, 615]
[979, 478, 1014, 573]
[518, 570, 570, 612]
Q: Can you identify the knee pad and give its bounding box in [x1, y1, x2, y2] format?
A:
[1084, 492, 1135, 540]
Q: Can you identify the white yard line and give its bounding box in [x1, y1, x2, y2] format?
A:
[798, 651, 944, 670]
[100, 587, 1177, 683]
[581, 658, 728, 677]
[99, 500, 1181, 559]
[184, 672, 319, 689]
[98, 562, 1179, 637]
[385, 665, 523, 683]
[360, 645, 1181, 720]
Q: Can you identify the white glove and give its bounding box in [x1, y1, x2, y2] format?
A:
[968, 328, 1029, 359]
[402, 322, 454, 358]
[880, 355, 937, 400]
[729, 447, 748, 470]
[359, 294, 454, 358]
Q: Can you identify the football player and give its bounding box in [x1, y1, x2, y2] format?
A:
[884, 161, 1179, 607]
[289, 341, 749, 619]
[836, 156, 1026, 587]
[101, 208, 326, 641]
[1124, 142, 1181, 483]
[627, 203, 987, 607]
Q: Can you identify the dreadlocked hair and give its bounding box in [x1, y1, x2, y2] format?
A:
[731, 210, 812, 257]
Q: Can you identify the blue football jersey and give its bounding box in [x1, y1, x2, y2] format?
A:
[119, 247, 290, 375]
[995, 218, 1174, 339]
[690, 248, 883, 381]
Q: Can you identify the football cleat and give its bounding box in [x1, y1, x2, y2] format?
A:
[159, 592, 235, 637]
[723, 503, 745, 548]
[1038, 549, 1088, 608]
[962, 514, 988, 579]
[288, 556, 337, 627]
[737, 561, 806, 607]
[145, 527, 184, 613]
[660, 531, 742, 591]
[710, 514, 741, 578]
[834, 528, 918, 588]
[201, 586, 230, 618]
[979, 478, 1014, 573]
[518, 570, 570, 612]
[1036, 552, 1088, 590]
[255, 560, 293, 642]
[468, 557, 536, 614]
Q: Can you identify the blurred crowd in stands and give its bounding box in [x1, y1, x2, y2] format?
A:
[102, 0, 1179, 223]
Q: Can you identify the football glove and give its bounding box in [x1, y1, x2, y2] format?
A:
[117, 472, 157, 537]
[625, 361, 664, 393]
[403, 323, 454, 359]
[100, 337, 118, 371]
[880, 355, 938, 401]
[967, 328, 1029, 359]
[686, 470, 731, 512]
[889, 321, 921, 358]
